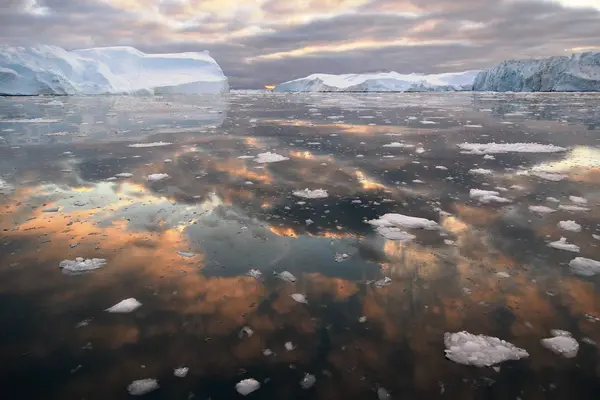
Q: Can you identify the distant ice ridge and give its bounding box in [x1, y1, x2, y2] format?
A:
[0, 45, 228, 95]
[473, 52, 600, 92]
[274, 70, 480, 92]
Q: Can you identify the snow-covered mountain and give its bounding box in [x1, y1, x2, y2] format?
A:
[473, 52, 600, 92]
[273, 71, 480, 92]
[0, 45, 228, 95]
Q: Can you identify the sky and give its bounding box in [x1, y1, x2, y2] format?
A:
[1, 0, 600, 88]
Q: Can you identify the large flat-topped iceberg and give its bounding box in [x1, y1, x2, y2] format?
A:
[0, 45, 228, 95]
[274, 70, 480, 92]
[473, 52, 600, 92]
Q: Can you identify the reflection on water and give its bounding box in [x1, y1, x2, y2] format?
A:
[1, 93, 600, 399]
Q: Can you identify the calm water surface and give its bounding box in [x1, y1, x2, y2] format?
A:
[0, 92, 600, 399]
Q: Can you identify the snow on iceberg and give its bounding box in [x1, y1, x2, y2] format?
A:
[274, 70, 480, 92]
[0, 45, 228, 95]
[444, 331, 529, 367]
[473, 52, 600, 92]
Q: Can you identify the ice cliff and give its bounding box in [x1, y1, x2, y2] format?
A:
[0, 45, 229, 95]
[273, 71, 480, 92]
[473, 52, 600, 92]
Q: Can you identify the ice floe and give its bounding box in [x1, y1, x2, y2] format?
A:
[529, 205, 556, 214]
[291, 293, 308, 304]
[236, 379, 260, 396]
[569, 195, 587, 204]
[300, 373, 316, 389]
[173, 367, 189, 378]
[367, 213, 439, 230]
[275, 271, 297, 283]
[469, 189, 511, 203]
[127, 379, 159, 396]
[383, 142, 414, 148]
[548, 237, 580, 252]
[444, 331, 529, 367]
[254, 152, 289, 163]
[559, 205, 590, 212]
[569, 257, 600, 276]
[247, 269, 262, 279]
[147, 173, 170, 181]
[128, 141, 172, 148]
[558, 220, 582, 232]
[541, 330, 579, 358]
[469, 168, 493, 175]
[105, 298, 142, 313]
[292, 188, 329, 199]
[59, 257, 106, 273]
[458, 142, 567, 154]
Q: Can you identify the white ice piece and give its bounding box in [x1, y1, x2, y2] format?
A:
[127, 379, 159, 396]
[254, 152, 289, 163]
[569, 257, 600, 276]
[300, 373, 316, 389]
[147, 173, 169, 182]
[59, 257, 106, 273]
[368, 213, 439, 230]
[569, 195, 588, 204]
[174, 367, 189, 378]
[105, 298, 142, 313]
[291, 293, 308, 304]
[469, 189, 511, 203]
[276, 271, 297, 283]
[558, 220, 582, 232]
[469, 168, 493, 175]
[115, 173, 133, 178]
[236, 379, 260, 396]
[444, 331, 529, 367]
[128, 142, 172, 148]
[458, 142, 566, 154]
[559, 205, 590, 212]
[541, 331, 579, 358]
[383, 142, 414, 148]
[529, 205, 556, 214]
[247, 269, 262, 279]
[292, 188, 328, 199]
[548, 237, 580, 253]
[285, 341, 295, 351]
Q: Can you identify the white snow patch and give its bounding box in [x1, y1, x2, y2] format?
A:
[293, 188, 328, 199]
[105, 298, 142, 313]
[236, 379, 260, 396]
[558, 220, 582, 232]
[59, 257, 106, 273]
[444, 331, 529, 367]
[127, 379, 159, 396]
[548, 237, 580, 253]
[254, 152, 289, 163]
[458, 142, 566, 155]
[569, 257, 600, 276]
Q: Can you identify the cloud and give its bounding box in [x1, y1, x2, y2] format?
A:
[0, 0, 599, 88]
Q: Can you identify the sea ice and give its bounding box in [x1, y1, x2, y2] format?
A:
[254, 152, 289, 163]
[292, 188, 329, 199]
[276, 271, 297, 283]
[300, 373, 316, 389]
[569, 257, 600, 276]
[558, 220, 582, 232]
[236, 379, 260, 396]
[383, 142, 414, 148]
[173, 367, 189, 378]
[59, 257, 106, 273]
[469, 189, 511, 203]
[247, 269, 262, 279]
[105, 298, 142, 313]
[291, 293, 308, 304]
[559, 205, 590, 212]
[541, 331, 579, 358]
[127, 379, 159, 396]
[128, 142, 172, 148]
[469, 168, 493, 175]
[147, 173, 169, 181]
[529, 205, 556, 214]
[458, 142, 566, 154]
[444, 331, 529, 367]
[367, 213, 439, 230]
[548, 237, 580, 252]
[569, 195, 587, 204]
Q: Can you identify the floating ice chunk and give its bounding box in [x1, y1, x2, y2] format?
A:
[247, 269, 262, 279]
[176, 251, 196, 258]
[106, 298, 142, 313]
[469, 189, 511, 203]
[174, 367, 189, 378]
[546, 197, 560, 203]
[529, 205, 556, 214]
[420, 120, 438, 125]
[147, 173, 169, 181]
[569, 257, 600, 276]
[458, 142, 566, 154]
[435, 165, 448, 170]
[464, 124, 483, 128]
[59, 257, 106, 273]
[541, 332, 579, 358]
[291, 293, 308, 304]
[236, 378, 260, 396]
[367, 213, 439, 230]
[444, 331, 529, 367]
[115, 173, 133, 178]
[530, 171, 567, 181]
[276, 271, 297, 283]
[558, 220, 582, 232]
[237, 155, 255, 159]
[373, 277, 392, 288]
[415, 147, 426, 154]
[254, 152, 289, 163]
[496, 272, 510, 278]
[300, 373, 316, 389]
[569, 196, 587, 204]
[377, 387, 392, 400]
[469, 168, 493, 175]
[42, 206, 60, 212]
[127, 379, 159, 396]
[593, 234, 600, 240]
[293, 188, 328, 199]
[239, 326, 254, 338]
[376, 227, 416, 241]
[285, 341, 295, 351]
[559, 205, 590, 212]
[45, 99, 64, 106]
[358, 316, 367, 323]
[263, 348, 273, 356]
[483, 154, 495, 160]
[383, 142, 414, 148]
[1, 118, 60, 123]
[128, 141, 172, 148]
[548, 237, 580, 253]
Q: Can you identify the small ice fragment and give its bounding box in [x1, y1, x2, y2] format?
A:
[128, 142, 172, 148]
[383, 142, 414, 148]
[247, 269, 262, 279]
[239, 326, 254, 338]
[42, 206, 60, 212]
[237, 155, 255, 159]
[263, 348, 273, 356]
[444, 331, 529, 367]
[569, 257, 600, 276]
[106, 298, 142, 313]
[483, 154, 495, 160]
[276, 271, 297, 283]
[415, 147, 426, 154]
[147, 173, 169, 181]
[531, 171, 567, 181]
[254, 152, 289, 163]
[285, 341, 295, 351]
[375, 228, 416, 241]
[593, 234, 600, 240]
[293, 189, 328, 199]
[559, 205, 590, 212]
[558, 220, 581, 232]
[300, 373, 316, 389]
[115, 173, 133, 178]
[496, 272, 510, 278]
[457, 142, 566, 154]
[174, 367, 189, 378]
[236, 378, 260, 396]
[548, 237, 580, 253]
[377, 387, 391, 400]
[177, 251, 196, 258]
[469, 168, 493, 175]
[373, 277, 392, 288]
[569, 196, 587, 204]
[127, 379, 159, 396]
[358, 316, 367, 323]
[291, 293, 308, 304]
[435, 166, 448, 170]
[59, 257, 107, 273]
[546, 197, 560, 203]
[582, 338, 597, 346]
[469, 189, 511, 203]
[367, 213, 439, 230]
[541, 335, 579, 358]
[529, 205, 556, 214]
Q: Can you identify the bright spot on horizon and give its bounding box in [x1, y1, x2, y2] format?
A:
[264, 85, 275, 89]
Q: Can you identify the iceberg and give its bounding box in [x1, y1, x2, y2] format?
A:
[0, 45, 228, 95]
[274, 70, 480, 92]
[473, 52, 600, 92]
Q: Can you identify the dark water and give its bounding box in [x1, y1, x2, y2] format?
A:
[0, 92, 599, 399]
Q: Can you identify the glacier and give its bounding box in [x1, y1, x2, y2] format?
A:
[473, 52, 600, 92]
[0, 45, 228, 95]
[273, 70, 480, 92]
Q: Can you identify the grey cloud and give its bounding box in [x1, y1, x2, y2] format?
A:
[0, 0, 599, 88]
